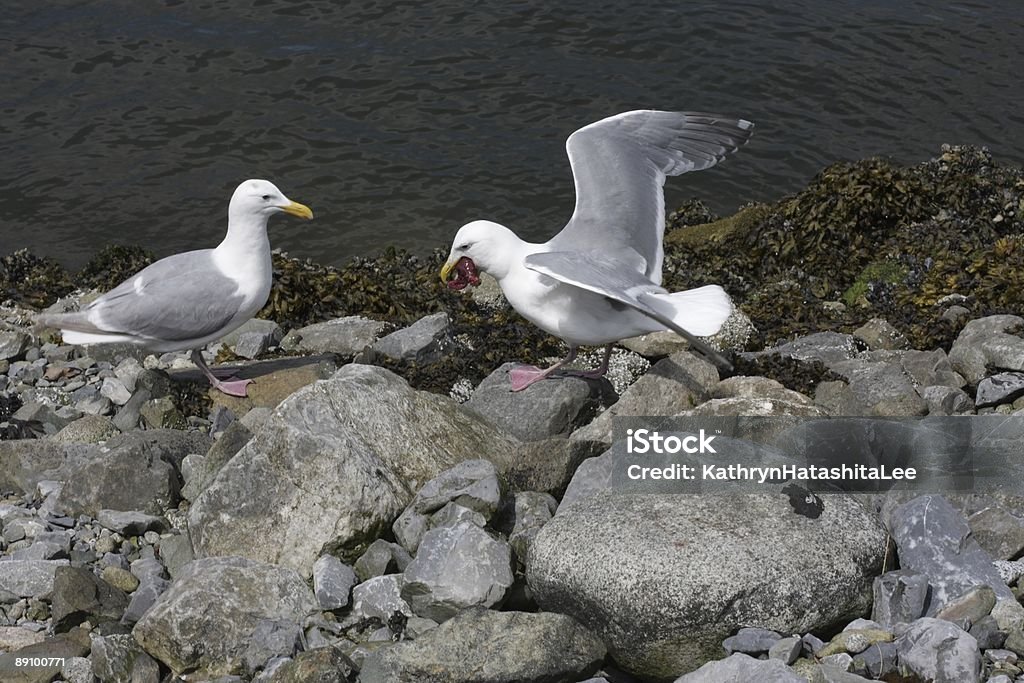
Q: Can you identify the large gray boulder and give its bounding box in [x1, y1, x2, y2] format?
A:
[359, 609, 605, 683]
[889, 495, 1014, 613]
[371, 312, 450, 363]
[527, 494, 886, 680]
[56, 430, 212, 516]
[188, 365, 519, 574]
[133, 556, 316, 677]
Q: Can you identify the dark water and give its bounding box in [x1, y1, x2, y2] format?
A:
[2, 0, 1022, 269]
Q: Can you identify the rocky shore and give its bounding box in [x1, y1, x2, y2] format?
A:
[2, 146, 1024, 682]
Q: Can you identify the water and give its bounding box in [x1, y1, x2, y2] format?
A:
[2, 0, 1021, 270]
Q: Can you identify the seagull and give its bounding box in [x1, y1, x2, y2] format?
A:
[36, 179, 313, 397]
[440, 110, 752, 391]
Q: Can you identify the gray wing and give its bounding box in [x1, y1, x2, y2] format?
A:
[548, 111, 753, 285]
[524, 250, 732, 370]
[82, 250, 246, 342]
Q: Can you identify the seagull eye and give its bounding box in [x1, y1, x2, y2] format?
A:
[458, 243, 471, 251]
[261, 194, 271, 201]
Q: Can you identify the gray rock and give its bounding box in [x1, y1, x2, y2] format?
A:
[921, 385, 975, 415]
[122, 576, 171, 625]
[132, 556, 316, 677]
[216, 318, 283, 349]
[281, 316, 386, 355]
[508, 491, 557, 564]
[50, 414, 120, 444]
[158, 532, 194, 579]
[51, 565, 129, 632]
[351, 574, 412, 621]
[672, 652, 804, 683]
[312, 555, 357, 610]
[100, 376, 132, 406]
[409, 458, 502, 518]
[429, 501, 487, 529]
[90, 633, 161, 683]
[968, 507, 1024, 560]
[402, 522, 514, 621]
[371, 312, 450, 363]
[57, 430, 211, 516]
[850, 641, 897, 679]
[571, 350, 718, 445]
[712, 376, 815, 404]
[61, 657, 93, 683]
[976, 372, 1024, 409]
[181, 420, 252, 502]
[889, 495, 1014, 612]
[620, 330, 692, 357]
[392, 507, 430, 555]
[934, 585, 997, 624]
[139, 396, 186, 430]
[528, 494, 886, 679]
[96, 510, 168, 536]
[0, 559, 70, 598]
[0, 627, 91, 682]
[241, 619, 302, 674]
[967, 614, 1005, 650]
[853, 318, 910, 350]
[0, 439, 91, 495]
[263, 646, 356, 683]
[359, 609, 605, 683]
[767, 332, 859, 366]
[188, 366, 520, 575]
[949, 315, 1024, 384]
[900, 349, 965, 388]
[895, 617, 981, 683]
[354, 539, 412, 582]
[872, 570, 930, 627]
[768, 636, 802, 665]
[559, 449, 614, 510]
[685, 395, 830, 417]
[827, 359, 927, 416]
[467, 362, 607, 441]
[0, 329, 30, 362]
[723, 626, 783, 654]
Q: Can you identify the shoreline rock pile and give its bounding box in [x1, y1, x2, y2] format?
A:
[3, 147, 1024, 681]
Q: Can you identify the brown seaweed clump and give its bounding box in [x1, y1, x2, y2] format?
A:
[77, 245, 155, 292]
[662, 145, 1024, 350]
[0, 249, 74, 308]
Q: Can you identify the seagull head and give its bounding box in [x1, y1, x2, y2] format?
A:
[441, 220, 522, 288]
[228, 179, 314, 223]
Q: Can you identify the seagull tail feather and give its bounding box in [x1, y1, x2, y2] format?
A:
[643, 284, 733, 337]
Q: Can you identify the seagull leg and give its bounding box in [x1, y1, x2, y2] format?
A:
[509, 346, 578, 392]
[190, 349, 253, 397]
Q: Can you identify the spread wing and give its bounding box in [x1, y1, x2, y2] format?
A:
[547, 110, 753, 284]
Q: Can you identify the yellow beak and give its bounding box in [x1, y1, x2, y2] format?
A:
[281, 201, 314, 220]
[439, 256, 458, 284]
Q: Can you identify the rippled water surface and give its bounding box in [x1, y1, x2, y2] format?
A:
[2, 0, 1022, 268]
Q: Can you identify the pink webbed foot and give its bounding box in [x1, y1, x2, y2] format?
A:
[509, 365, 549, 392]
[210, 377, 254, 397]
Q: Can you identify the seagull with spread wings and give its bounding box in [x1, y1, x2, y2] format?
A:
[440, 110, 752, 391]
[36, 179, 313, 397]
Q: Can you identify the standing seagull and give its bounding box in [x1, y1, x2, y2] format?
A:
[36, 179, 313, 396]
[441, 110, 752, 391]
